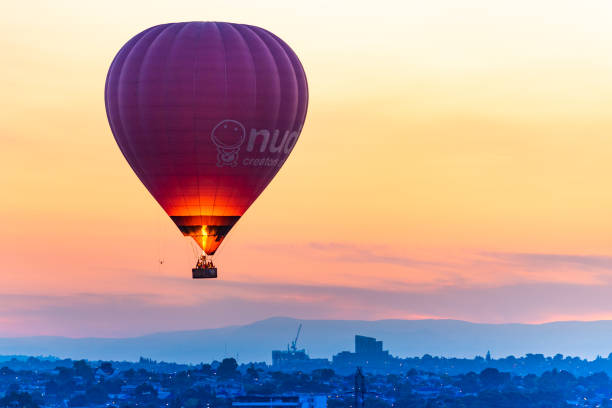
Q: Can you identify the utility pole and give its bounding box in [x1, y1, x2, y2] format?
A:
[355, 367, 365, 408]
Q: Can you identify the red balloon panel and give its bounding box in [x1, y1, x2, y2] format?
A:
[105, 22, 308, 254]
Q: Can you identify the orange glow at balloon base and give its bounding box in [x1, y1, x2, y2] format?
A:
[172, 216, 238, 255]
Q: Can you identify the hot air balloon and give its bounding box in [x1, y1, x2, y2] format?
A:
[104, 22, 308, 279]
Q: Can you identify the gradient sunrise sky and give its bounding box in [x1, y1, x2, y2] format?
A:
[2, 0, 612, 337]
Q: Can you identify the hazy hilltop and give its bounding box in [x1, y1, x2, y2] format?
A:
[3, 317, 612, 363]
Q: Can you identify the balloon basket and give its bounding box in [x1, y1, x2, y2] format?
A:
[192, 267, 218, 279]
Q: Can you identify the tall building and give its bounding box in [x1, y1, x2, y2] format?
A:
[355, 336, 383, 356]
[332, 335, 394, 374]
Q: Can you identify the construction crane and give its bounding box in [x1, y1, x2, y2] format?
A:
[288, 324, 302, 353]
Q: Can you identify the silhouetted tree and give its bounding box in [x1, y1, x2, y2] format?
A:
[0, 392, 39, 408]
[199, 363, 213, 376]
[68, 393, 88, 407]
[86, 384, 109, 404]
[217, 358, 238, 378]
[73, 360, 94, 383]
[100, 361, 114, 375]
[0, 366, 15, 376]
[247, 364, 260, 380]
[479, 368, 509, 389]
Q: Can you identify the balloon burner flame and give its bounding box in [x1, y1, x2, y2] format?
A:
[201, 227, 208, 256]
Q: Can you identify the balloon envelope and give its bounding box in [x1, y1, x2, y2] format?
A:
[105, 22, 308, 254]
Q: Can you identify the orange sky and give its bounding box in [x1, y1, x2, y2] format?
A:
[2, 0, 612, 336]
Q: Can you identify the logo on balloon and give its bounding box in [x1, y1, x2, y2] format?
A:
[211, 120, 246, 167]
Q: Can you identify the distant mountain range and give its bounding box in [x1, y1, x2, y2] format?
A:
[3, 317, 612, 363]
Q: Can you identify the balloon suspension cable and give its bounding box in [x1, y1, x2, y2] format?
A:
[188, 239, 200, 263]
